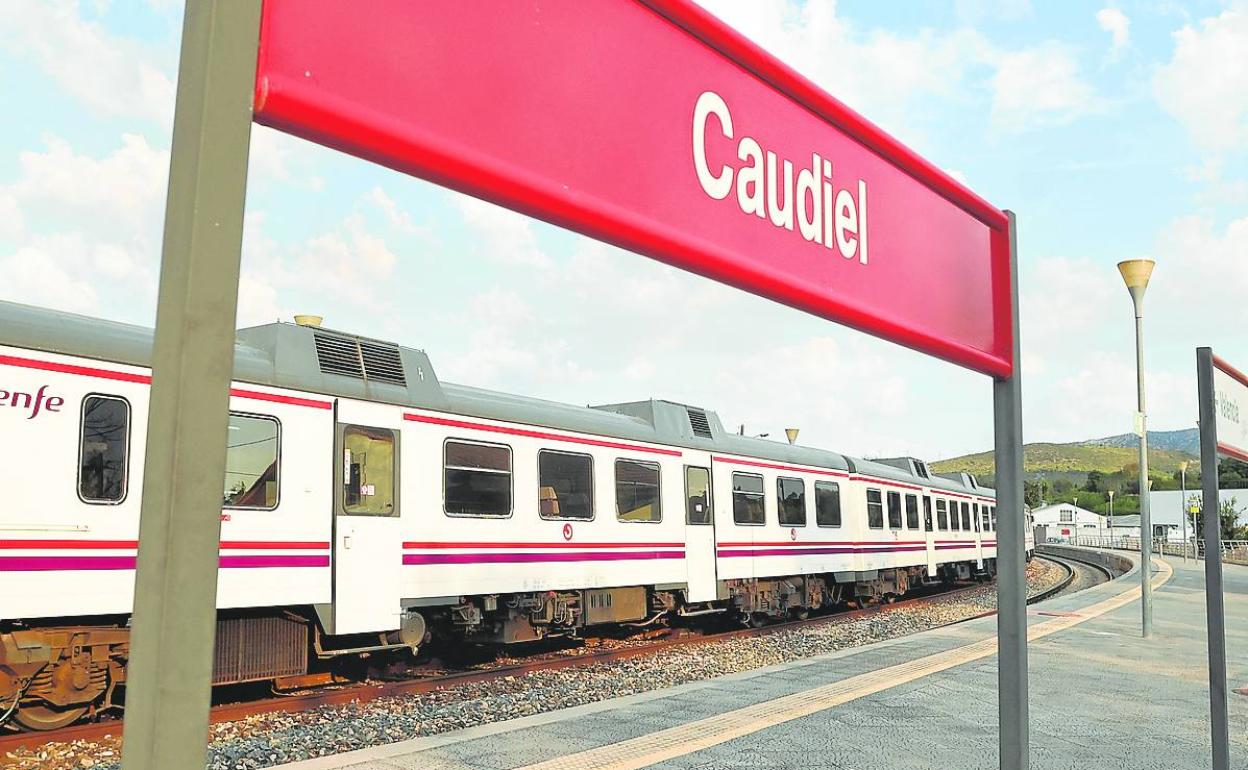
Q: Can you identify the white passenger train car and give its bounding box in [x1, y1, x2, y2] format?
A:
[0, 300, 1032, 729]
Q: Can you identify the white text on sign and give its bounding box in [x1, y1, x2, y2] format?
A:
[693, 90, 869, 265]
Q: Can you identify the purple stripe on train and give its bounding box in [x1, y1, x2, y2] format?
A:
[403, 550, 686, 565]
[0, 555, 330, 571]
[717, 545, 928, 558]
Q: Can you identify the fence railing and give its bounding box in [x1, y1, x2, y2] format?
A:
[1069, 536, 1248, 564]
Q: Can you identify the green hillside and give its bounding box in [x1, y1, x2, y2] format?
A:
[930, 442, 1196, 478]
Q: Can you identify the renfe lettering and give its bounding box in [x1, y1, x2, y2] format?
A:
[0, 385, 64, 419]
[693, 90, 869, 265]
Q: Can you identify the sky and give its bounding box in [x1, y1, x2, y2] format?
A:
[1, 0, 1246, 462]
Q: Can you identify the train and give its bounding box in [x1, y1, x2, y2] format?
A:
[0, 299, 1033, 730]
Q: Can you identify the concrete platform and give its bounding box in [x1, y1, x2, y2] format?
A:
[283, 552, 1248, 770]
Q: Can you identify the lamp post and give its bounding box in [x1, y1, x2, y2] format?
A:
[1118, 258, 1156, 639]
[1072, 495, 1079, 545]
[1108, 490, 1115, 546]
[1180, 460, 1190, 563]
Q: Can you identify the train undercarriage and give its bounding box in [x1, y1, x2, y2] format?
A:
[0, 560, 995, 731]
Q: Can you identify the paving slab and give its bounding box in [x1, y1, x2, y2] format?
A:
[281, 551, 1248, 770]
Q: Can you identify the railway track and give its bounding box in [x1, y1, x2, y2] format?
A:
[1031, 553, 1114, 603]
[0, 571, 1070, 757]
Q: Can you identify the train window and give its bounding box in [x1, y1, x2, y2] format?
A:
[777, 477, 807, 526]
[991, 507, 998, 531]
[444, 439, 510, 517]
[538, 450, 594, 520]
[923, 496, 933, 532]
[936, 499, 949, 530]
[815, 481, 841, 527]
[223, 413, 280, 510]
[961, 502, 971, 531]
[950, 501, 961, 531]
[343, 425, 398, 516]
[886, 491, 902, 529]
[732, 472, 766, 525]
[78, 395, 130, 504]
[981, 507, 991, 532]
[905, 495, 919, 530]
[685, 466, 712, 525]
[867, 489, 884, 529]
[617, 459, 661, 522]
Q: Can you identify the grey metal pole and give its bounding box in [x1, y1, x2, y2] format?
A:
[994, 211, 1028, 770]
[1129, 292, 1154, 638]
[120, 3, 261, 770]
[1196, 348, 1230, 770]
[1181, 466, 1189, 563]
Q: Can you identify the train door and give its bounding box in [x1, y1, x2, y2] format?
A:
[684, 465, 718, 603]
[923, 495, 937, 577]
[332, 400, 403, 635]
[974, 503, 985, 569]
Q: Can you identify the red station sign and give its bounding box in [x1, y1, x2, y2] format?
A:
[253, 0, 1013, 377]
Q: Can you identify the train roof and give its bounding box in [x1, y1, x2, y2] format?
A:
[0, 300, 992, 497]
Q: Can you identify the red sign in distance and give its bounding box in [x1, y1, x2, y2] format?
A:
[254, 0, 1013, 377]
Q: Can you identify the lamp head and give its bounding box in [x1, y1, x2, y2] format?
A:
[1118, 259, 1155, 314]
[1117, 259, 1155, 290]
[1180, 460, 1190, 473]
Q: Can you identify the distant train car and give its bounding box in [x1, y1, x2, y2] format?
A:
[0, 300, 1032, 729]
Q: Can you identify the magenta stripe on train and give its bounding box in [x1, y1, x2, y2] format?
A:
[402, 550, 685, 565]
[0, 554, 330, 571]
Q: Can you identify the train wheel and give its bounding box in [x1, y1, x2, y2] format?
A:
[13, 702, 89, 731]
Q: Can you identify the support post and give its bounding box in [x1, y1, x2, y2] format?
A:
[1196, 348, 1230, 770]
[994, 211, 1028, 770]
[119, 3, 261, 770]
[1135, 310, 1153, 638]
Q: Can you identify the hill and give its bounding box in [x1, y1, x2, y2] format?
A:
[929, 440, 1195, 480]
[1082, 428, 1199, 455]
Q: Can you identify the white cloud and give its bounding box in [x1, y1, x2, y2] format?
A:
[695, 0, 991, 142]
[450, 193, 553, 269]
[0, 134, 168, 320]
[1096, 8, 1130, 55]
[697, 0, 1097, 139]
[0, 0, 174, 126]
[1154, 7, 1248, 154]
[989, 42, 1098, 131]
[5, 134, 169, 242]
[368, 187, 426, 235]
[0, 236, 104, 315]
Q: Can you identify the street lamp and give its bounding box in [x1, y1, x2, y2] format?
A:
[1108, 490, 1115, 545]
[1180, 460, 1190, 563]
[1118, 258, 1156, 639]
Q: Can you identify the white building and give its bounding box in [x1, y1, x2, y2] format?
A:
[1031, 503, 1107, 543]
[1117, 488, 1248, 542]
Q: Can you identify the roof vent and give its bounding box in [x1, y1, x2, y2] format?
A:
[359, 339, 406, 385]
[687, 407, 713, 439]
[313, 330, 406, 386]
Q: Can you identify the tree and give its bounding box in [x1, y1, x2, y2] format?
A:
[1219, 458, 1248, 490]
[1193, 498, 1248, 541]
[1084, 470, 1105, 493]
[1023, 481, 1041, 508]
